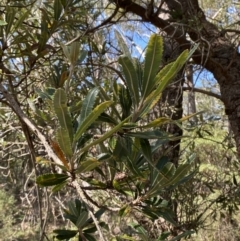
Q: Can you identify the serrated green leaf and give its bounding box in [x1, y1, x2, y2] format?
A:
[119, 84, 132, 119]
[68, 200, 80, 217]
[114, 29, 131, 58]
[152, 162, 176, 187]
[76, 158, 101, 173]
[142, 34, 163, 99]
[80, 117, 130, 154]
[36, 173, 68, 187]
[76, 211, 88, 228]
[74, 101, 113, 141]
[154, 50, 189, 97]
[78, 87, 99, 126]
[165, 163, 192, 186]
[5, 7, 15, 36]
[140, 139, 152, 162]
[97, 112, 118, 125]
[75, 199, 83, 214]
[126, 130, 169, 139]
[133, 58, 143, 93]
[142, 117, 171, 128]
[70, 42, 81, 65]
[54, 0, 63, 20]
[119, 56, 139, 108]
[142, 50, 189, 114]
[52, 180, 67, 193]
[119, 205, 131, 217]
[53, 88, 73, 142]
[56, 127, 73, 158]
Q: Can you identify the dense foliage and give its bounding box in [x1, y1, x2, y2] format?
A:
[0, 0, 240, 240]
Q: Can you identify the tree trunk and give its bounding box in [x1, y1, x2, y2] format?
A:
[186, 64, 198, 124]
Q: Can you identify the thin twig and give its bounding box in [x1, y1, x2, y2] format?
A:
[0, 83, 63, 167]
[72, 179, 107, 241]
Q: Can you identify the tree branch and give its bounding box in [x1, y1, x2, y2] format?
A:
[182, 86, 222, 100]
[0, 83, 63, 166]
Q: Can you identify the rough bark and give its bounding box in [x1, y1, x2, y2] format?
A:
[112, 0, 240, 155]
[186, 64, 198, 123]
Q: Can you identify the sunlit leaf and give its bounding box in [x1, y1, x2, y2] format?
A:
[36, 173, 68, 187]
[119, 56, 139, 108]
[77, 87, 99, 126]
[114, 29, 131, 58]
[142, 34, 163, 99]
[53, 88, 73, 142]
[56, 127, 73, 159]
[74, 101, 113, 142]
[76, 158, 101, 173]
[0, 20, 7, 26]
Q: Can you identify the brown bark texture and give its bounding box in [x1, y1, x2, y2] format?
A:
[112, 0, 240, 155]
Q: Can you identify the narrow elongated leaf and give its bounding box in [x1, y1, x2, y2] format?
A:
[119, 84, 132, 119]
[152, 162, 176, 187]
[133, 58, 143, 92]
[82, 233, 96, 241]
[53, 88, 73, 142]
[80, 117, 130, 154]
[53, 229, 78, 240]
[119, 56, 139, 107]
[154, 50, 189, 96]
[164, 163, 192, 186]
[119, 205, 132, 218]
[74, 101, 113, 141]
[140, 139, 152, 162]
[126, 130, 169, 139]
[114, 30, 131, 58]
[168, 230, 195, 241]
[78, 50, 87, 63]
[76, 158, 101, 173]
[50, 139, 69, 169]
[54, 0, 63, 20]
[142, 35, 163, 99]
[36, 173, 68, 186]
[56, 127, 73, 158]
[97, 112, 118, 125]
[76, 211, 88, 228]
[142, 117, 171, 128]
[68, 200, 81, 217]
[147, 163, 192, 198]
[142, 50, 189, 114]
[52, 181, 67, 192]
[179, 111, 204, 122]
[138, 92, 163, 118]
[13, 10, 30, 31]
[38, 8, 50, 51]
[70, 42, 81, 65]
[77, 87, 99, 126]
[5, 7, 15, 36]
